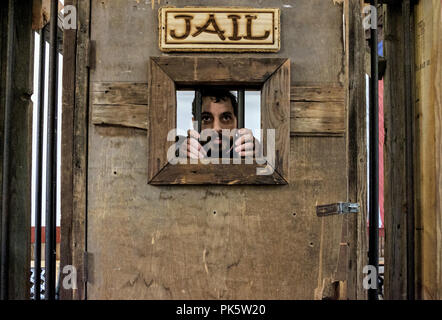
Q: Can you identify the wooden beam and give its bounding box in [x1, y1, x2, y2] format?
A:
[346, 0, 368, 300]
[90, 82, 345, 136]
[151, 56, 287, 86]
[383, 2, 408, 300]
[59, 0, 90, 300]
[0, 0, 33, 299]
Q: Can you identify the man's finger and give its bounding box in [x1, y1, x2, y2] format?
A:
[188, 138, 207, 156]
[188, 144, 205, 159]
[235, 142, 254, 152]
[240, 150, 255, 157]
[188, 129, 200, 140]
[235, 134, 253, 146]
[238, 128, 253, 135]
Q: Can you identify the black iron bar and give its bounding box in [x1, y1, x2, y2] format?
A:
[1, 0, 15, 301]
[195, 89, 202, 133]
[237, 90, 245, 129]
[368, 0, 380, 301]
[34, 29, 46, 300]
[44, 0, 58, 300]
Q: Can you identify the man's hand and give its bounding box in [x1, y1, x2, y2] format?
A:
[233, 128, 260, 157]
[179, 129, 207, 159]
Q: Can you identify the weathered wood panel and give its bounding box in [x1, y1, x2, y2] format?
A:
[345, 0, 367, 300]
[91, 82, 149, 129]
[0, 0, 33, 299]
[290, 86, 344, 102]
[414, 0, 442, 300]
[383, 3, 409, 300]
[60, 0, 90, 300]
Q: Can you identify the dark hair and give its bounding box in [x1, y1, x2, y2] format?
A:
[192, 87, 238, 118]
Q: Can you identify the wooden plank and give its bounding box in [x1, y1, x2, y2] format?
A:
[59, 0, 90, 300]
[260, 59, 290, 181]
[147, 60, 176, 182]
[90, 82, 148, 105]
[290, 86, 345, 102]
[91, 105, 148, 130]
[91, 83, 345, 136]
[383, 2, 408, 300]
[291, 101, 345, 136]
[72, 0, 90, 300]
[152, 56, 286, 86]
[59, 0, 75, 300]
[414, 0, 442, 300]
[150, 163, 286, 185]
[91, 82, 148, 130]
[346, 0, 368, 300]
[0, 0, 33, 299]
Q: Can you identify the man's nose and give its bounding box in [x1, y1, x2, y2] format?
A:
[212, 118, 222, 133]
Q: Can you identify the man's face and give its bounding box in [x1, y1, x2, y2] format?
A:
[200, 96, 237, 147]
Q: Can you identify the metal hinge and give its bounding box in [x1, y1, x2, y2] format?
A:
[316, 202, 360, 217]
[85, 39, 96, 70]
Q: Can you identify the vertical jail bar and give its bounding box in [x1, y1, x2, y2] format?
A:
[1, 0, 15, 300]
[195, 89, 202, 132]
[45, 0, 58, 300]
[368, 0, 379, 301]
[237, 90, 245, 129]
[34, 29, 46, 300]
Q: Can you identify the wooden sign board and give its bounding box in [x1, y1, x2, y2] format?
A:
[159, 7, 280, 52]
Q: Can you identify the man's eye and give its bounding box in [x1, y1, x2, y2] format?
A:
[222, 115, 232, 122]
[202, 116, 212, 122]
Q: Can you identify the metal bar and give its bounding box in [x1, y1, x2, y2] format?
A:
[45, 0, 58, 300]
[368, 0, 379, 301]
[1, 0, 15, 300]
[34, 29, 46, 301]
[237, 90, 245, 129]
[403, 0, 415, 300]
[195, 89, 202, 132]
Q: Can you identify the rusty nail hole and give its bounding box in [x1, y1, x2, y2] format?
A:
[213, 210, 217, 215]
[309, 242, 314, 247]
[292, 212, 297, 217]
[113, 171, 117, 175]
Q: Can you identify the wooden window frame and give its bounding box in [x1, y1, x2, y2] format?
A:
[148, 56, 290, 185]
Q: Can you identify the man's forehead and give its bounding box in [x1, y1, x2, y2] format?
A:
[202, 96, 234, 112]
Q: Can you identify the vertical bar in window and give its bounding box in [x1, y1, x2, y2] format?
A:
[34, 29, 46, 301]
[195, 89, 202, 132]
[45, 0, 58, 300]
[238, 89, 245, 129]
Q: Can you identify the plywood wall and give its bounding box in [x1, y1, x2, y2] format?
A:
[414, 0, 442, 300]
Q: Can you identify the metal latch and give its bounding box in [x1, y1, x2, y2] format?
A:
[316, 202, 360, 217]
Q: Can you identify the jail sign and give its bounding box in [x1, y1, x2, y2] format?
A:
[159, 7, 280, 52]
